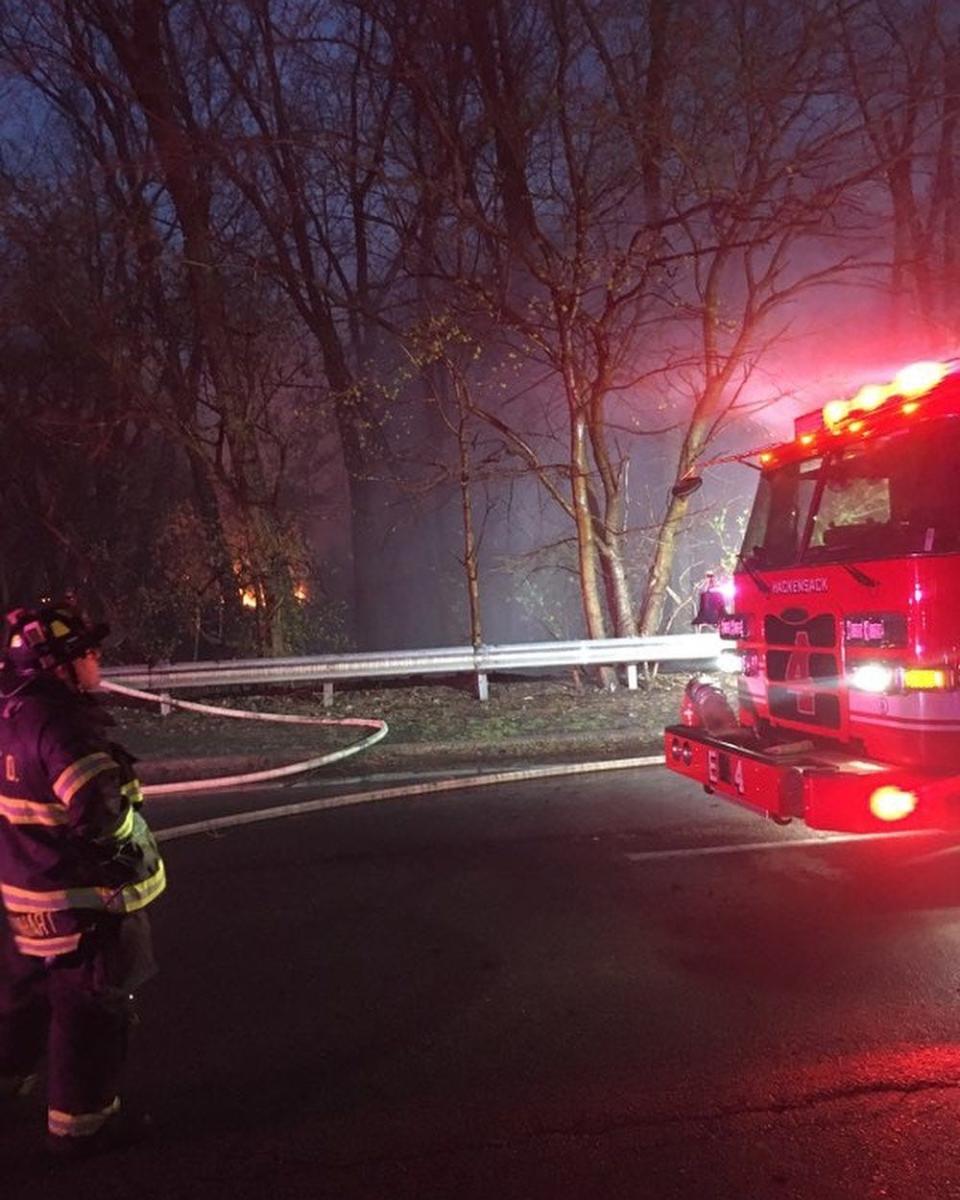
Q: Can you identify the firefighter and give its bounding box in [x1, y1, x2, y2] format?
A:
[692, 571, 727, 630]
[0, 602, 166, 1158]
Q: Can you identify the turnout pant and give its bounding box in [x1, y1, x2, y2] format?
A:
[0, 909, 156, 1139]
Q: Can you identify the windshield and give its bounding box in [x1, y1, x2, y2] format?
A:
[742, 420, 960, 568]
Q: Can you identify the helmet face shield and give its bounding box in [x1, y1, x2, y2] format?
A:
[3, 604, 109, 676]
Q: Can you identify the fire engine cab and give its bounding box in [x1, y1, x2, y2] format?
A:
[665, 359, 960, 833]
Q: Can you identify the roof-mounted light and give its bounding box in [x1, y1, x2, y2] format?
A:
[852, 383, 890, 411]
[893, 360, 947, 398]
[820, 359, 950, 432]
[823, 399, 849, 429]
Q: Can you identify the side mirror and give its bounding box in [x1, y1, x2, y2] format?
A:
[671, 474, 703, 500]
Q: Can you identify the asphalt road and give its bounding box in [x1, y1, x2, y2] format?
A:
[6, 763, 960, 1199]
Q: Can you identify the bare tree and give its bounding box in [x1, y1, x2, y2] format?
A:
[635, 0, 876, 631]
[836, 0, 960, 341]
[388, 0, 872, 645]
[189, 0, 424, 644]
[0, 0, 322, 652]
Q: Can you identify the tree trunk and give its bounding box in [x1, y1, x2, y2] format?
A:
[636, 491, 691, 637]
[571, 409, 607, 641]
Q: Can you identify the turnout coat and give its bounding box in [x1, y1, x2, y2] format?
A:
[0, 673, 166, 957]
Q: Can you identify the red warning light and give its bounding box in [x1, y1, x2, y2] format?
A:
[869, 786, 918, 823]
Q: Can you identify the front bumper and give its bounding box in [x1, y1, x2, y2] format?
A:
[664, 723, 960, 833]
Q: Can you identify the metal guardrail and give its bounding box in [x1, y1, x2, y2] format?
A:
[103, 632, 724, 703]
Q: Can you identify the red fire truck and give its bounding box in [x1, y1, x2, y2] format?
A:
[665, 359, 960, 833]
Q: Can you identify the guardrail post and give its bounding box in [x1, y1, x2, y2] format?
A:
[475, 671, 489, 702]
[160, 693, 172, 718]
[626, 663, 638, 690]
[322, 681, 334, 708]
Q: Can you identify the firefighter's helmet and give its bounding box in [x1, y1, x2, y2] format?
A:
[3, 603, 109, 676]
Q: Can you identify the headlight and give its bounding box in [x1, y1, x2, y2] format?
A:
[716, 651, 743, 674]
[848, 662, 895, 693]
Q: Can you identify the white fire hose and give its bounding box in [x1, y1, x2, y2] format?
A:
[100, 678, 667, 844]
[100, 679, 389, 795]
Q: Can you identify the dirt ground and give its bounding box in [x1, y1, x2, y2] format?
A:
[105, 671, 706, 773]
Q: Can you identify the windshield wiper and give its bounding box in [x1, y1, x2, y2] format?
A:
[841, 562, 879, 587]
[737, 551, 771, 594]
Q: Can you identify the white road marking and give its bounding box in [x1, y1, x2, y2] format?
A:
[152, 752, 956, 864]
[892, 841, 960, 866]
[622, 829, 945, 863]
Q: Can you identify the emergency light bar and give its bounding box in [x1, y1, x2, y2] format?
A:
[793, 360, 952, 441]
[671, 358, 957, 494]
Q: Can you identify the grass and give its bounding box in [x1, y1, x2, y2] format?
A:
[106, 672, 700, 768]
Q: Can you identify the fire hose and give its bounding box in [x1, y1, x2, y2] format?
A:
[100, 679, 389, 796]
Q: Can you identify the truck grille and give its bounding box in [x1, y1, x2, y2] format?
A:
[764, 610, 840, 730]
